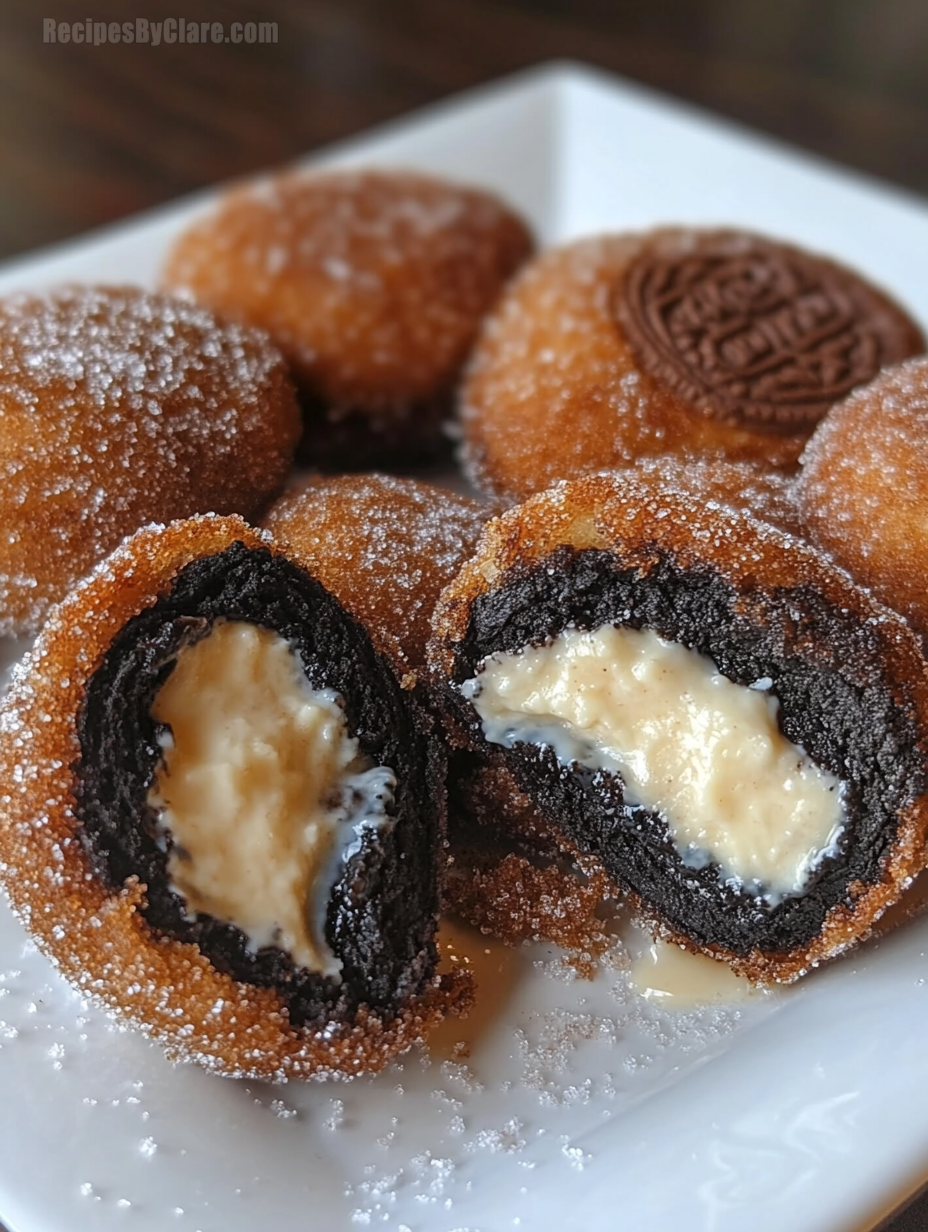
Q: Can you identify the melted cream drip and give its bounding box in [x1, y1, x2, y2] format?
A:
[148, 621, 394, 977]
[630, 938, 758, 1006]
[462, 625, 844, 901]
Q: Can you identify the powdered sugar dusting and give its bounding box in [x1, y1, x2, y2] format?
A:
[162, 169, 533, 463]
[0, 514, 471, 1085]
[798, 356, 928, 640]
[264, 473, 494, 670]
[0, 285, 300, 635]
[0, 896, 777, 1228]
[615, 455, 805, 538]
[460, 235, 817, 502]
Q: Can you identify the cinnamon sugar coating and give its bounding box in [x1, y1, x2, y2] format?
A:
[162, 169, 534, 468]
[613, 456, 805, 538]
[798, 357, 928, 642]
[0, 516, 469, 1081]
[0, 285, 301, 636]
[429, 474, 928, 983]
[263, 473, 495, 673]
[444, 850, 617, 978]
[461, 230, 924, 501]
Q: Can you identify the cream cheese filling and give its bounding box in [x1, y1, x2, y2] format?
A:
[148, 620, 395, 977]
[461, 624, 845, 901]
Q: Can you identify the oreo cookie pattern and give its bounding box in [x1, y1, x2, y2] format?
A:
[460, 228, 925, 502]
[615, 231, 923, 430]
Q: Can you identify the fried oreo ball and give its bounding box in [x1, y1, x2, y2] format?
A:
[442, 454, 804, 939]
[162, 169, 534, 469]
[263, 473, 494, 674]
[461, 229, 924, 501]
[797, 357, 928, 642]
[429, 474, 928, 982]
[0, 285, 301, 636]
[0, 515, 469, 1080]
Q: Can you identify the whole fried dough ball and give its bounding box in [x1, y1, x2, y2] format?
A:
[0, 285, 301, 635]
[263, 473, 494, 672]
[162, 169, 534, 469]
[798, 357, 928, 640]
[461, 230, 924, 502]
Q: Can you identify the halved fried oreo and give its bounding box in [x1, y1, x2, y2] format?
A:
[0, 515, 466, 1079]
[429, 475, 928, 982]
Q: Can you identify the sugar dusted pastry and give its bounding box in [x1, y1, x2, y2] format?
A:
[614, 455, 805, 538]
[798, 357, 928, 642]
[429, 474, 928, 983]
[162, 169, 534, 468]
[263, 472, 494, 673]
[461, 229, 924, 501]
[0, 285, 301, 636]
[0, 515, 468, 1080]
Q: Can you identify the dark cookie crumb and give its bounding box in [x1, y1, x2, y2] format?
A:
[447, 545, 925, 957]
[77, 541, 443, 1026]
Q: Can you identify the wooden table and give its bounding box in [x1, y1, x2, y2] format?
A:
[1, 1, 927, 1229]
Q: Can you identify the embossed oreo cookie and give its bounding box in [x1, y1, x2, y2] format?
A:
[461, 228, 924, 501]
[614, 231, 923, 431]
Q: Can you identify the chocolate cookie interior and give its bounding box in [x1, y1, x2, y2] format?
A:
[77, 540, 440, 1027]
[444, 544, 926, 973]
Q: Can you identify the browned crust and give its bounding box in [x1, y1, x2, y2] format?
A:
[429, 473, 928, 983]
[0, 285, 302, 636]
[263, 473, 495, 674]
[444, 849, 617, 978]
[610, 456, 806, 539]
[797, 356, 928, 642]
[162, 168, 534, 467]
[0, 514, 470, 1080]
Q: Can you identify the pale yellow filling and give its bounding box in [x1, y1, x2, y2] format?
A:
[463, 625, 844, 900]
[148, 621, 393, 976]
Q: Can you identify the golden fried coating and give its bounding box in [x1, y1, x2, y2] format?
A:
[263, 473, 494, 672]
[0, 515, 469, 1081]
[0, 285, 300, 636]
[797, 357, 928, 641]
[461, 230, 924, 501]
[430, 474, 928, 983]
[615, 456, 805, 538]
[162, 169, 534, 468]
[444, 849, 617, 977]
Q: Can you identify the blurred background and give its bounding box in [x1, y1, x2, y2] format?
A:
[1, 2, 928, 1229]
[1, 0, 927, 262]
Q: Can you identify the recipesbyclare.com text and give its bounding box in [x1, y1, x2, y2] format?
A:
[43, 18, 278, 45]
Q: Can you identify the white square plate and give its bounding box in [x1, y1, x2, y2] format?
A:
[1, 62, 928, 1232]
